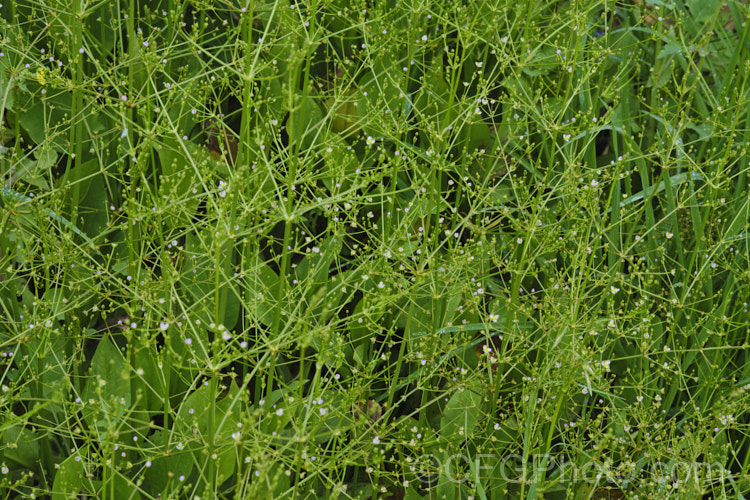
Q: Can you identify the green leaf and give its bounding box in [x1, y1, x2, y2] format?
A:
[321, 132, 359, 190]
[0, 56, 14, 112]
[617, 171, 703, 208]
[2, 426, 39, 470]
[52, 451, 96, 500]
[404, 486, 426, 499]
[306, 389, 357, 444]
[413, 61, 452, 141]
[520, 45, 558, 77]
[182, 231, 241, 330]
[17, 85, 104, 152]
[287, 94, 325, 150]
[87, 3, 118, 58]
[687, 0, 720, 24]
[156, 136, 203, 216]
[358, 53, 408, 136]
[82, 336, 132, 442]
[9, 151, 53, 190]
[144, 430, 194, 495]
[245, 260, 281, 326]
[686, 122, 713, 140]
[657, 41, 684, 60]
[174, 381, 242, 487]
[440, 388, 483, 437]
[294, 234, 343, 294]
[104, 473, 142, 500]
[131, 343, 165, 414]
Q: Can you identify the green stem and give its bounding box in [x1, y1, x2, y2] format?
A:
[125, 0, 138, 279]
[207, 374, 218, 497]
[387, 284, 419, 416]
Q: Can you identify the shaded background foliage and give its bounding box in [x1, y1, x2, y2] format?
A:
[1, 0, 749, 498]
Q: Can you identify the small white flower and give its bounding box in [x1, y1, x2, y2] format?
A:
[372, 436, 380, 444]
[366, 136, 375, 146]
[276, 408, 284, 416]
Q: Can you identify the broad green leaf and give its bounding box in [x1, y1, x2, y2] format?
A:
[182, 231, 241, 330]
[520, 45, 558, 77]
[52, 450, 96, 500]
[65, 157, 109, 240]
[131, 343, 165, 414]
[321, 132, 359, 189]
[144, 430, 194, 495]
[82, 336, 132, 442]
[294, 234, 343, 294]
[156, 136, 203, 216]
[17, 84, 104, 152]
[287, 94, 325, 150]
[657, 41, 684, 60]
[8, 149, 54, 190]
[2, 426, 39, 470]
[493, 415, 519, 447]
[687, 0, 720, 24]
[303, 389, 357, 444]
[347, 296, 375, 348]
[104, 473, 143, 500]
[358, 53, 408, 137]
[87, 3, 117, 58]
[440, 388, 483, 437]
[686, 122, 713, 140]
[617, 171, 703, 208]
[458, 120, 492, 156]
[404, 487, 425, 499]
[0, 56, 14, 112]
[245, 260, 281, 326]
[248, 461, 292, 498]
[175, 381, 242, 487]
[327, 86, 360, 136]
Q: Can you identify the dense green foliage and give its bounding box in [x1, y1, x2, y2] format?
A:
[1, 0, 749, 498]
